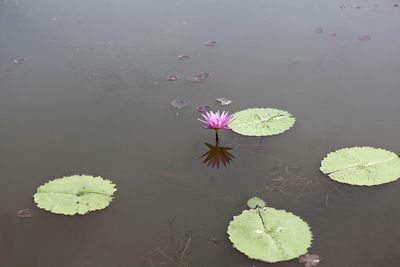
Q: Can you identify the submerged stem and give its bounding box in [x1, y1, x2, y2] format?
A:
[215, 129, 219, 143]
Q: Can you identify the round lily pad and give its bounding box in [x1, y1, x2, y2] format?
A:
[320, 147, 400, 186]
[247, 197, 266, 209]
[228, 108, 295, 136]
[34, 175, 117, 215]
[227, 207, 312, 263]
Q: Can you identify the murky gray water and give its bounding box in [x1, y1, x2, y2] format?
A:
[1, 0, 400, 266]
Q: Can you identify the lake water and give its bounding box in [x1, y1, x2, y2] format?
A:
[1, 0, 400, 266]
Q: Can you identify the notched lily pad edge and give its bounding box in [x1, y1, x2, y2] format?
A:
[33, 174, 117, 216]
[229, 107, 296, 137]
[320, 146, 400, 187]
[227, 208, 313, 263]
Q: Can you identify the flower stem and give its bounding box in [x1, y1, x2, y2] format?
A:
[215, 129, 219, 143]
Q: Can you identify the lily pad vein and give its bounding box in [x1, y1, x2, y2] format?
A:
[327, 155, 398, 175]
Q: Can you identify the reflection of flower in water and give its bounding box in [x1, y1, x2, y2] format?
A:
[200, 143, 235, 168]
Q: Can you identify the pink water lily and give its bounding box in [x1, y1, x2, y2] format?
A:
[199, 110, 234, 130]
[199, 110, 234, 142]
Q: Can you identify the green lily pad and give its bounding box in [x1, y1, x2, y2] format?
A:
[227, 207, 312, 263]
[320, 147, 400, 186]
[247, 197, 266, 209]
[228, 108, 295, 136]
[34, 175, 117, 215]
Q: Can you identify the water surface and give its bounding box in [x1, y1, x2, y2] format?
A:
[1, 0, 400, 266]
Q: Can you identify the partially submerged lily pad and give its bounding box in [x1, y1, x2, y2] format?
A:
[171, 99, 191, 109]
[320, 147, 400, 186]
[228, 108, 295, 136]
[247, 197, 266, 209]
[34, 175, 117, 215]
[227, 207, 312, 263]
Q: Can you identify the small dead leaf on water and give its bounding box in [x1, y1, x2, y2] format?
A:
[197, 105, 211, 112]
[289, 57, 319, 68]
[178, 55, 190, 61]
[216, 98, 232, 106]
[299, 253, 320, 267]
[13, 58, 27, 64]
[187, 72, 210, 82]
[205, 41, 217, 47]
[17, 209, 33, 218]
[358, 35, 371, 41]
[313, 27, 323, 33]
[166, 75, 179, 81]
[171, 99, 191, 109]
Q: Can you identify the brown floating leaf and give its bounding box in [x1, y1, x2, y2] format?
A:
[216, 98, 232, 106]
[205, 41, 217, 47]
[299, 253, 320, 267]
[166, 75, 179, 81]
[171, 99, 191, 109]
[313, 28, 323, 33]
[13, 58, 27, 64]
[358, 35, 371, 41]
[196, 105, 211, 112]
[187, 72, 210, 82]
[178, 55, 190, 61]
[17, 209, 33, 218]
